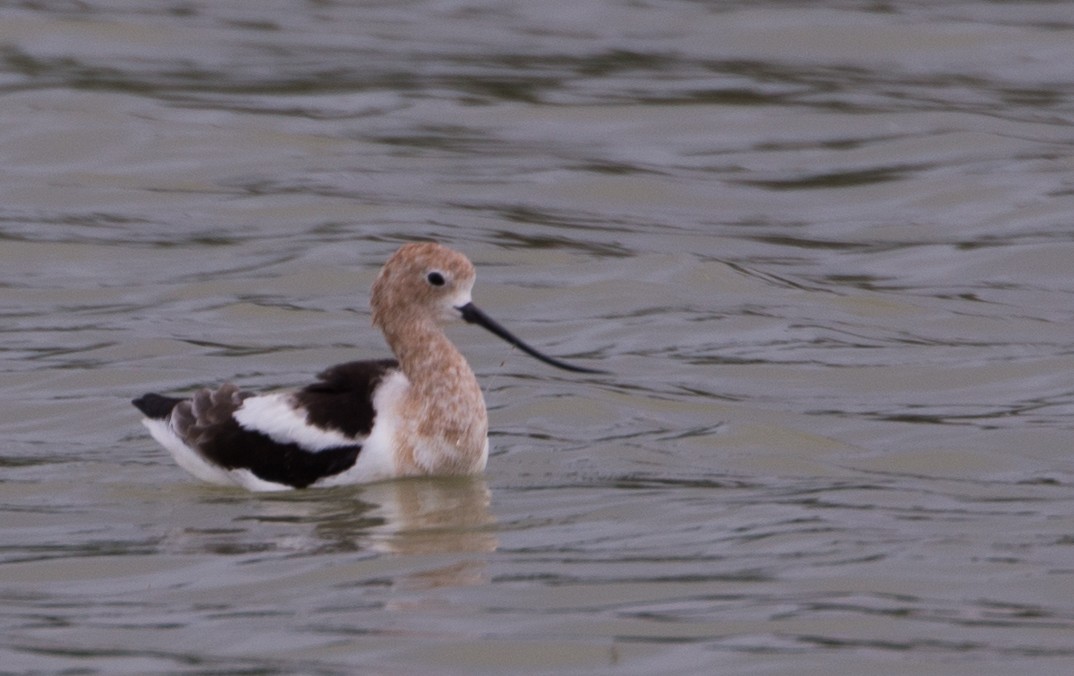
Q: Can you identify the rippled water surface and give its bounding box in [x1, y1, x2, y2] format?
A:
[3, 1, 1074, 673]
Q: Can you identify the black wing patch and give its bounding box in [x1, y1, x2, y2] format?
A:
[174, 383, 363, 489]
[294, 359, 399, 439]
[132, 359, 400, 489]
[197, 420, 362, 489]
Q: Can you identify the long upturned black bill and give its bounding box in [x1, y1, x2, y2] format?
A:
[457, 302, 605, 374]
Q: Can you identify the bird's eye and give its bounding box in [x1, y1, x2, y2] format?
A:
[426, 271, 446, 287]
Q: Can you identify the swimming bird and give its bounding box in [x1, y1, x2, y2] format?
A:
[132, 242, 602, 491]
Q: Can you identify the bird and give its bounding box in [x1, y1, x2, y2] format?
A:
[132, 242, 603, 491]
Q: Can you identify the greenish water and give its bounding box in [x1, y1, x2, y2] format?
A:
[2, 2, 1073, 674]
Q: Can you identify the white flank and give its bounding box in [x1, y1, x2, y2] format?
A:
[143, 419, 235, 487]
[319, 370, 410, 486]
[227, 469, 295, 492]
[233, 393, 358, 451]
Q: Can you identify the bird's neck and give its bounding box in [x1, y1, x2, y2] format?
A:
[384, 319, 489, 469]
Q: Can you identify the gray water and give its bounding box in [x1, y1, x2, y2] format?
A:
[2, 1, 1074, 674]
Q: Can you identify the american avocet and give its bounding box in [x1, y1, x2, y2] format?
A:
[132, 242, 602, 491]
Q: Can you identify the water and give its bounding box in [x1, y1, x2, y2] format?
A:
[2, 1, 1074, 673]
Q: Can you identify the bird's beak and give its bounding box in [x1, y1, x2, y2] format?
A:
[457, 302, 605, 374]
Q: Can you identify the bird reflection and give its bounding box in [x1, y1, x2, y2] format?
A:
[356, 476, 497, 556]
[172, 476, 497, 589]
[326, 476, 498, 590]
